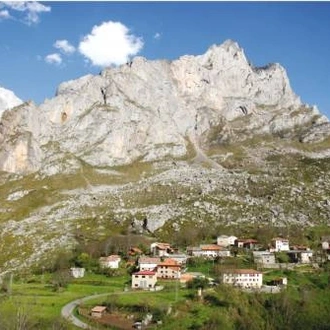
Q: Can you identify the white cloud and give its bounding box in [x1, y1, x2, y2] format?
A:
[154, 32, 161, 40]
[45, 53, 62, 65]
[78, 21, 143, 67]
[54, 39, 75, 55]
[0, 9, 10, 19]
[0, 1, 51, 25]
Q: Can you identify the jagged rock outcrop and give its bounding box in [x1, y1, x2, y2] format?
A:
[0, 40, 328, 174]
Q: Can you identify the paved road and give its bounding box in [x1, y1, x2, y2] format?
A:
[61, 292, 111, 329]
[62, 289, 163, 329]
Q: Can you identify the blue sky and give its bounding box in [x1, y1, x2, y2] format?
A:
[0, 1, 329, 118]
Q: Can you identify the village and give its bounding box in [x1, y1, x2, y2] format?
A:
[74, 235, 330, 288]
[67, 233, 330, 325]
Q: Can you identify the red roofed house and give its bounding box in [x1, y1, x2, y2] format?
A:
[235, 239, 258, 250]
[220, 269, 263, 288]
[156, 258, 181, 279]
[99, 255, 121, 269]
[132, 270, 157, 289]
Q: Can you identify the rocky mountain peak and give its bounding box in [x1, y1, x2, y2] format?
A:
[0, 40, 328, 175]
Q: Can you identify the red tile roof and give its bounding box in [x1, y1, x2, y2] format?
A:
[133, 270, 156, 276]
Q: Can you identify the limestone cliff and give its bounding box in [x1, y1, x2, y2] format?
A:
[0, 40, 328, 174]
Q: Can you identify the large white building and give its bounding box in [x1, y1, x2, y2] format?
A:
[220, 269, 263, 288]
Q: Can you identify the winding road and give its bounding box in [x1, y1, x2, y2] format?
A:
[61, 293, 111, 329]
[62, 288, 164, 329]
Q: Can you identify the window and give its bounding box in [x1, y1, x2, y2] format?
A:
[142, 276, 145, 278]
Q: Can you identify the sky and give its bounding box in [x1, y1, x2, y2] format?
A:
[0, 1, 329, 118]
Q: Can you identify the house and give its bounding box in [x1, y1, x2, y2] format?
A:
[91, 306, 107, 318]
[286, 249, 313, 264]
[156, 258, 181, 279]
[217, 235, 237, 247]
[99, 255, 121, 269]
[132, 270, 157, 289]
[138, 257, 161, 271]
[150, 242, 173, 257]
[200, 244, 230, 258]
[266, 277, 288, 286]
[235, 239, 258, 250]
[164, 254, 188, 265]
[253, 251, 276, 265]
[70, 267, 85, 278]
[220, 269, 263, 288]
[321, 236, 330, 250]
[180, 272, 205, 285]
[187, 245, 230, 258]
[270, 238, 290, 252]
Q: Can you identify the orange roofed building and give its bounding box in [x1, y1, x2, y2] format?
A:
[156, 258, 181, 279]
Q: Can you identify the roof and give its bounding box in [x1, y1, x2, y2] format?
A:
[222, 269, 262, 275]
[139, 257, 161, 264]
[151, 242, 172, 250]
[200, 244, 222, 251]
[158, 258, 180, 267]
[133, 270, 156, 276]
[91, 306, 107, 313]
[272, 237, 289, 242]
[99, 255, 121, 262]
[237, 239, 258, 243]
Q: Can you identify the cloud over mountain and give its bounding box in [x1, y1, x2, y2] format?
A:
[78, 21, 144, 67]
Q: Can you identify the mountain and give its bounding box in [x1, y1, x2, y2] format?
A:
[1, 40, 330, 273]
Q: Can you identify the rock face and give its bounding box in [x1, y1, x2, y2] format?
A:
[0, 40, 328, 174]
[0, 86, 23, 117]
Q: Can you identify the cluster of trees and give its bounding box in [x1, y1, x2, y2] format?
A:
[161, 279, 330, 330]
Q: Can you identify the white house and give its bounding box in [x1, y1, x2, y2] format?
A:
[253, 251, 276, 265]
[217, 235, 237, 247]
[220, 269, 263, 288]
[187, 245, 230, 258]
[70, 267, 85, 278]
[321, 236, 330, 250]
[99, 255, 121, 269]
[270, 238, 290, 252]
[138, 257, 161, 271]
[132, 270, 157, 289]
[150, 242, 173, 257]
